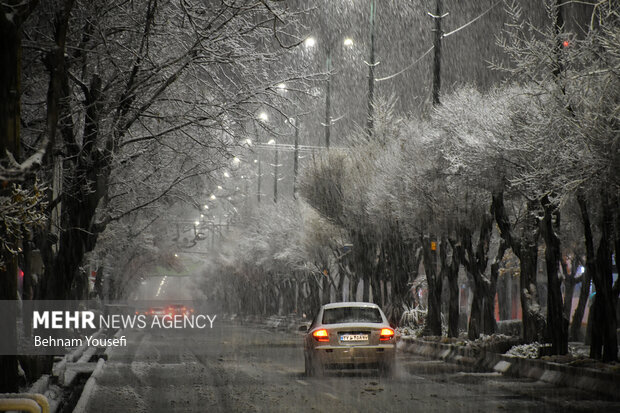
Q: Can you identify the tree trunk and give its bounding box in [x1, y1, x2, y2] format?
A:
[570, 267, 591, 341]
[518, 234, 544, 342]
[468, 282, 483, 340]
[444, 238, 460, 338]
[540, 195, 568, 355]
[591, 226, 617, 361]
[322, 275, 330, 304]
[492, 192, 545, 343]
[456, 213, 496, 339]
[0, 259, 18, 393]
[578, 193, 618, 361]
[370, 272, 381, 304]
[337, 267, 346, 301]
[362, 275, 370, 302]
[0, 2, 27, 391]
[349, 274, 358, 301]
[498, 272, 511, 320]
[486, 240, 507, 333]
[422, 236, 442, 336]
[561, 256, 580, 319]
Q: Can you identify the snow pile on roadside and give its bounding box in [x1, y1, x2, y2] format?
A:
[507, 342, 602, 360]
[506, 342, 542, 358]
[473, 334, 512, 345]
[396, 325, 424, 338]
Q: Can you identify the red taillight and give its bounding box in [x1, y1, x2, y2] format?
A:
[312, 329, 329, 342]
[380, 328, 394, 341]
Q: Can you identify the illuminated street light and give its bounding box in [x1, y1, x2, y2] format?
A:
[254, 159, 258, 163]
[232, 157, 240, 165]
[204, 205, 209, 210]
[223, 172, 230, 178]
[194, 220, 199, 226]
[217, 185, 223, 190]
[343, 37, 354, 47]
[277, 83, 287, 90]
[210, 194, 216, 200]
[305, 37, 316, 48]
[267, 139, 276, 145]
[258, 112, 269, 122]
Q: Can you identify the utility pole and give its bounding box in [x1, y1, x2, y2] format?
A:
[365, 0, 377, 138]
[257, 157, 262, 204]
[431, 0, 444, 106]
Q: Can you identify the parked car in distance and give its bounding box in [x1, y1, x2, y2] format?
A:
[302, 302, 396, 376]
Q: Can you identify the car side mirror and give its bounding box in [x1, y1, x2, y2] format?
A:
[298, 324, 308, 332]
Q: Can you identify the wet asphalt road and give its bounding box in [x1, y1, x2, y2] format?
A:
[79, 322, 619, 413]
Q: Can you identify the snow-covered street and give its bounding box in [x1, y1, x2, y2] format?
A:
[76, 323, 617, 413]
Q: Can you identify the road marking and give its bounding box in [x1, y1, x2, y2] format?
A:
[323, 392, 338, 400]
[296, 380, 309, 386]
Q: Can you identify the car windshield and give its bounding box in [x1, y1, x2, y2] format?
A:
[322, 307, 383, 324]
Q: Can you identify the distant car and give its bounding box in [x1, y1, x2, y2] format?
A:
[166, 304, 193, 317]
[302, 302, 396, 376]
[148, 306, 167, 320]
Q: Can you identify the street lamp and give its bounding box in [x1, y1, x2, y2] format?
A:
[304, 37, 316, 48]
[307, 36, 355, 148]
[255, 111, 269, 204]
[269, 139, 279, 203]
[289, 117, 300, 199]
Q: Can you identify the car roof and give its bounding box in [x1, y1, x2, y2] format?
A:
[321, 302, 380, 310]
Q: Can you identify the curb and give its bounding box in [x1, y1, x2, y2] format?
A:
[399, 338, 620, 400]
[72, 358, 105, 413]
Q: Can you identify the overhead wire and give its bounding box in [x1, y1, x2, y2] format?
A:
[375, 1, 501, 83]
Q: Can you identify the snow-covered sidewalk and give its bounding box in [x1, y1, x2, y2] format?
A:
[398, 335, 620, 399]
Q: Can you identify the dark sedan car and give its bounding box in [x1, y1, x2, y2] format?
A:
[302, 302, 396, 376]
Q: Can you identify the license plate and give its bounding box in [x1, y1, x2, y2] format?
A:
[340, 334, 368, 342]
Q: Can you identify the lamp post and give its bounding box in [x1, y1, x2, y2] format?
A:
[267, 139, 278, 203]
[306, 35, 354, 148]
[255, 111, 269, 204]
[291, 118, 300, 198]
